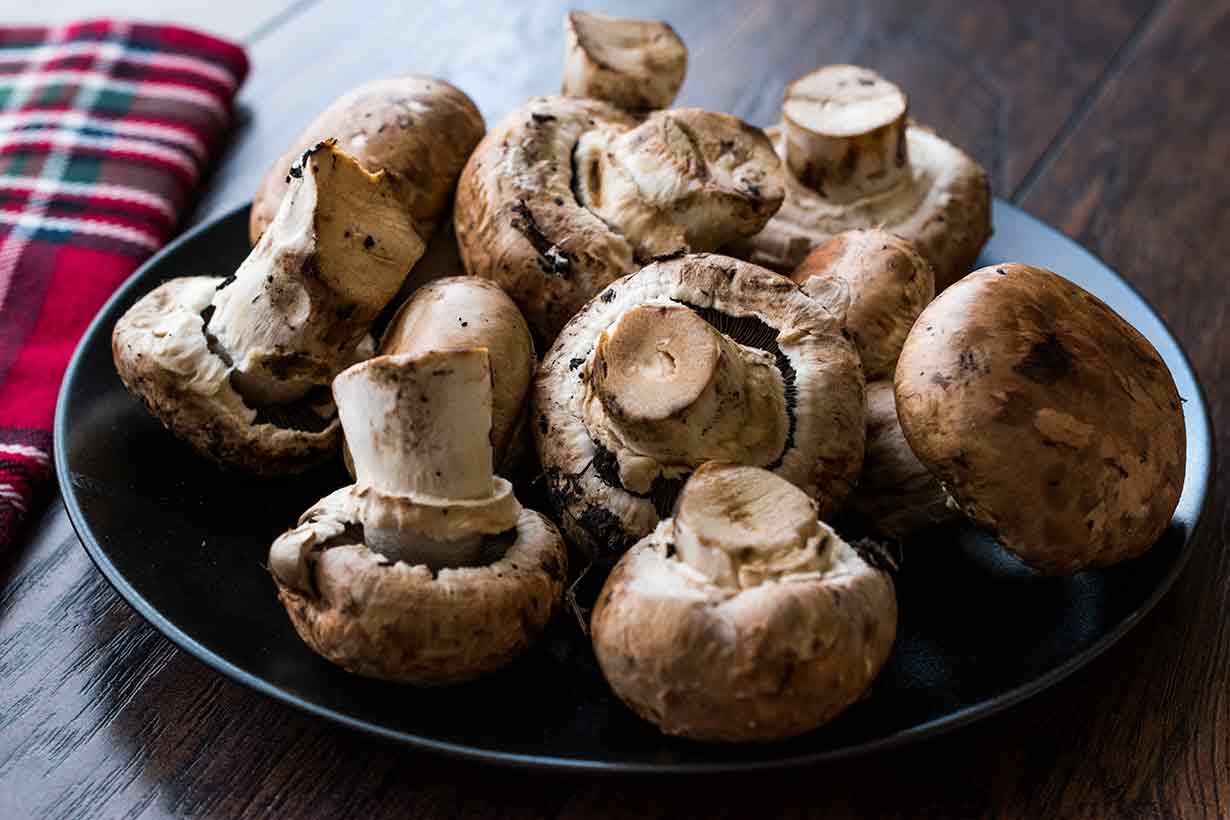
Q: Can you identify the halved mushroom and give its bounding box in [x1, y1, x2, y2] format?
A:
[895, 264, 1186, 573]
[736, 65, 991, 290]
[591, 462, 897, 743]
[454, 97, 784, 340]
[562, 10, 687, 112]
[269, 348, 567, 684]
[791, 229, 934, 380]
[377, 276, 535, 472]
[535, 253, 864, 563]
[113, 141, 422, 473]
[250, 75, 484, 245]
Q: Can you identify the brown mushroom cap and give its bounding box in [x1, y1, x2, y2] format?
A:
[792, 229, 935, 380]
[895, 264, 1186, 573]
[591, 463, 896, 742]
[454, 96, 783, 340]
[250, 75, 484, 245]
[736, 66, 991, 291]
[534, 253, 864, 563]
[562, 11, 687, 111]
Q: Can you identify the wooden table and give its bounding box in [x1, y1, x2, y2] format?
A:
[3, 1, 1227, 817]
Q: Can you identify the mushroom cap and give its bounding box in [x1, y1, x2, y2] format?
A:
[895, 264, 1186, 573]
[739, 123, 991, 291]
[112, 276, 338, 474]
[378, 277, 535, 470]
[535, 253, 864, 562]
[792, 228, 935, 380]
[591, 468, 896, 743]
[454, 96, 783, 340]
[562, 10, 687, 111]
[272, 489, 567, 684]
[250, 75, 484, 245]
[846, 380, 954, 539]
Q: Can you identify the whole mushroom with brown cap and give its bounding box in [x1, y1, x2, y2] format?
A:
[736, 65, 991, 290]
[535, 252, 864, 563]
[269, 348, 567, 684]
[250, 75, 484, 245]
[376, 276, 535, 473]
[113, 141, 423, 474]
[562, 10, 687, 112]
[895, 263, 1186, 573]
[454, 97, 784, 341]
[591, 462, 897, 743]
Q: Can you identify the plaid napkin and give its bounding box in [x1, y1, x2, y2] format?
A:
[0, 21, 248, 549]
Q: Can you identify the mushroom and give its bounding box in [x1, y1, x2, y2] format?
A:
[377, 276, 536, 472]
[735, 65, 991, 290]
[113, 140, 422, 473]
[250, 75, 484, 246]
[269, 347, 567, 683]
[535, 252, 864, 563]
[895, 263, 1186, 573]
[454, 97, 784, 340]
[562, 10, 687, 112]
[845, 380, 955, 539]
[791, 228, 935, 380]
[591, 462, 897, 743]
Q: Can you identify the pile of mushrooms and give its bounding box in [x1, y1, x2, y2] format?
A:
[109, 10, 1189, 741]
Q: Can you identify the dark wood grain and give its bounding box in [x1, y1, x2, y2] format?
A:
[2, 0, 1226, 818]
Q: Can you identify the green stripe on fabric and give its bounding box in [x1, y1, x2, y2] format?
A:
[92, 87, 135, 117]
[61, 154, 102, 186]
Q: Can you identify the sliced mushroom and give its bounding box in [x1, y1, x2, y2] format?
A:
[562, 10, 687, 112]
[535, 253, 864, 563]
[895, 264, 1186, 573]
[454, 97, 784, 340]
[378, 276, 535, 472]
[113, 141, 422, 473]
[270, 348, 567, 684]
[791, 229, 934, 380]
[845, 380, 955, 539]
[736, 65, 991, 290]
[250, 75, 484, 245]
[591, 462, 897, 743]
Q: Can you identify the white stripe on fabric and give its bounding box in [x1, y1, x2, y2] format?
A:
[0, 210, 161, 250]
[0, 42, 239, 90]
[0, 443, 49, 462]
[0, 70, 227, 120]
[0, 485, 28, 509]
[0, 130, 198, 178]
[0, 177, 176, 221]
[0, 109, 207, 161]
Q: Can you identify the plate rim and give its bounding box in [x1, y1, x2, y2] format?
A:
[54, 199, 1217, 774]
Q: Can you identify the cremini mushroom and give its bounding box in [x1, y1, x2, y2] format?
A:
[535, 253, 864, 563]
[895, 263, 1186, 573]
[269, 348, 567, 684]
[737, 65, 991, 290]
[250, 75, 484, 245]
[377, 276, 535, 472]
[562, 10, 687, 112]
[454, 97, 784, 340]
[791, 228, 934, 380]
[113, 140, 422, 473]
[591, 462, 897, 742]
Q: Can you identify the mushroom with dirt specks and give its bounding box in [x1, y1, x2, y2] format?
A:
[269, 348, 567, 684]
[894, 263, 1186, 573]
[591, 462, 897, 742]
[454, 97, 784, 341]
[736, 65, 991, 290]
[112, 140, 423, 474]
[562, 10, 687, 112]
[534, 252, 864, 564]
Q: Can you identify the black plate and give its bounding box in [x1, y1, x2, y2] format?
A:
[56, 201, 1214, 773]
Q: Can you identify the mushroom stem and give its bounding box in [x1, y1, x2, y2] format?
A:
[782, 65, 910, 204]
[562, 11, 687, 111]
[209, 140, 425, 406]
[333, 348, 517, 568]
[582, 303, 787, 492]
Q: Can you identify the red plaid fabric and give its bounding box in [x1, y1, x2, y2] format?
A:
[0, 21, 247, 549]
